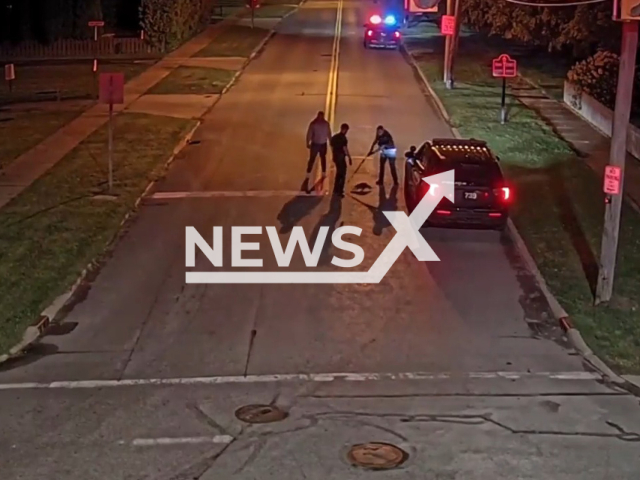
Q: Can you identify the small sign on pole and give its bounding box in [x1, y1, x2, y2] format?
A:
[441, 15, 455, 35]
[88, 20, 104, 41]
[5, 63, 15, 92]
[99, 72, 124, 193]
[604, 165, 622, 195]
[491, 54, 517, 124]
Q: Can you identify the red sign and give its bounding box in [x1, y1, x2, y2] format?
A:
[88, 21, 104, 27]
[604, 165, 622, 194]
[492, 54, 517, 78]
[441, 15, 455, 35]
[99, 73, 125, 105]
[5, 64, 15, 81]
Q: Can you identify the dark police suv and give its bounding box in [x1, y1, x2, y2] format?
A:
[404, 138, 512, 230]
[363, 14, 401, 49]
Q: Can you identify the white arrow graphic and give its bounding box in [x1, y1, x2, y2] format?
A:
[186, 170, 455, 284]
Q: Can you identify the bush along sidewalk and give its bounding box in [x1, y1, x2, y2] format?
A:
[403, 24, 640, 375]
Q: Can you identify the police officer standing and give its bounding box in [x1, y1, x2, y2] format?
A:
[367, 125, 398, 186]
[330, 123, 352, 197]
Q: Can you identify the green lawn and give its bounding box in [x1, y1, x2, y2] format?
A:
[0, 61, 153, 105]
[195, 25, 271, 57]
[0, 112, 196, 355]
[405, 25, 640, 374]
[148, 66, 236, 95]
[0, 105, 86, 170]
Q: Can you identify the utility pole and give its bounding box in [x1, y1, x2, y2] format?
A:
[595, 20, 638, 304]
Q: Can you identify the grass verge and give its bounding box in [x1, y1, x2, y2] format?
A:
[0, 61, 153, 105]
[404, 24, 640, 374]
[194, 25, 271, 57]
[148, 66, 236, 95]
[0, 104, 87, 170]
[0, 112, 196, 354]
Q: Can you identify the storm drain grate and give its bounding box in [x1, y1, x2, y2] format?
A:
[347, 442, 408, 470]
[234, 404, 288, 424]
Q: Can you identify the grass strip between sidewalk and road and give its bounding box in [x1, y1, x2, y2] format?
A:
[194, 25, 271, 57]
[404, 25, 640, 374]
[148, 66, 236, 95]
[0, 112, 196, 355]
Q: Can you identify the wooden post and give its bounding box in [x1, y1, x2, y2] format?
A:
[446, 0, 461, 89]
[443, 0, 453, 85]
[595, 20, 639, 304]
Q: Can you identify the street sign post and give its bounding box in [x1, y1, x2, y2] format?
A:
[88, 20, 104, 41]
[441, 15, 455, 35]
[491, 54, 517, 124]
[247, 0, 260, 28]
[604, 165, 622, 195]
[5, 63, 15, 93]
[99, 72, 124, 193]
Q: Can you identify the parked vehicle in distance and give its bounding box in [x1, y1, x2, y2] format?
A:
[404, 138, 512, 230]
[363, 14, 401, 49]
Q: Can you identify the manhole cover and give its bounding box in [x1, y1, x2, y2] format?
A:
[234, 404, 288, 424]
[347, 442, 408, 470]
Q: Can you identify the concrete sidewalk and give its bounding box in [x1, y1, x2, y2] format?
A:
[512, 79, 640, 212]
[0, 15, 243, 210]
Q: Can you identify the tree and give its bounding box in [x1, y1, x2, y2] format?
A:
[461, 0, 619, 56]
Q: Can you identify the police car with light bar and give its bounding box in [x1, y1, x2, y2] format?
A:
[363, 14, 401, 49]
[404, 138, 512, 230]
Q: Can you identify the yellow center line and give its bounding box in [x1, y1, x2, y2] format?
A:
[325, 0, 342, 129]
[315, 0, 343, 192]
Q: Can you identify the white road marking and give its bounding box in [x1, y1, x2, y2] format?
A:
[0, 371, 601, 391]
[147, 190, 326, 199]
[126, 435, 234, 446]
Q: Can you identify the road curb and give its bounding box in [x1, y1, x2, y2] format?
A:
[401, 41, 634, 392]
[0, 9, 299, 366]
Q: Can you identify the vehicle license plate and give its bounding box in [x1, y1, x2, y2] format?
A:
[465, 192, 477, 200]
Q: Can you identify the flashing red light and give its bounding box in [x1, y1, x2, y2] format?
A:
[367, 29, 373, 36]
[436, 210, 451, 215]
[488, 212, 502, 218]
[369, 14, 382, 24]
[394, 31, 400, 38]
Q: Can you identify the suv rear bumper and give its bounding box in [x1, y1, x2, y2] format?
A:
[425, 207, 508, 229]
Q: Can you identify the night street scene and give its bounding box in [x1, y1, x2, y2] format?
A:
[2, 0, 640, 478]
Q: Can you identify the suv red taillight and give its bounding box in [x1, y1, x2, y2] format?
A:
[394, 31, 400, 38]
[493, 187, 510, 202]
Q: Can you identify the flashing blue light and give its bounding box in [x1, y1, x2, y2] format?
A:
[384, 15, 396, 25]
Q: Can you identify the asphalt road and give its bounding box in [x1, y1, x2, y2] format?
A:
[1, 1, 640, 478]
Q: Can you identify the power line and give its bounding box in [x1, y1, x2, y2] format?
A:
[504, 0, 607, 6]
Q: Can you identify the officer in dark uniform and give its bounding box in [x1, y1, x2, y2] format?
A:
[330, 123, 352, 197]
[367, 125, 398, 186]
